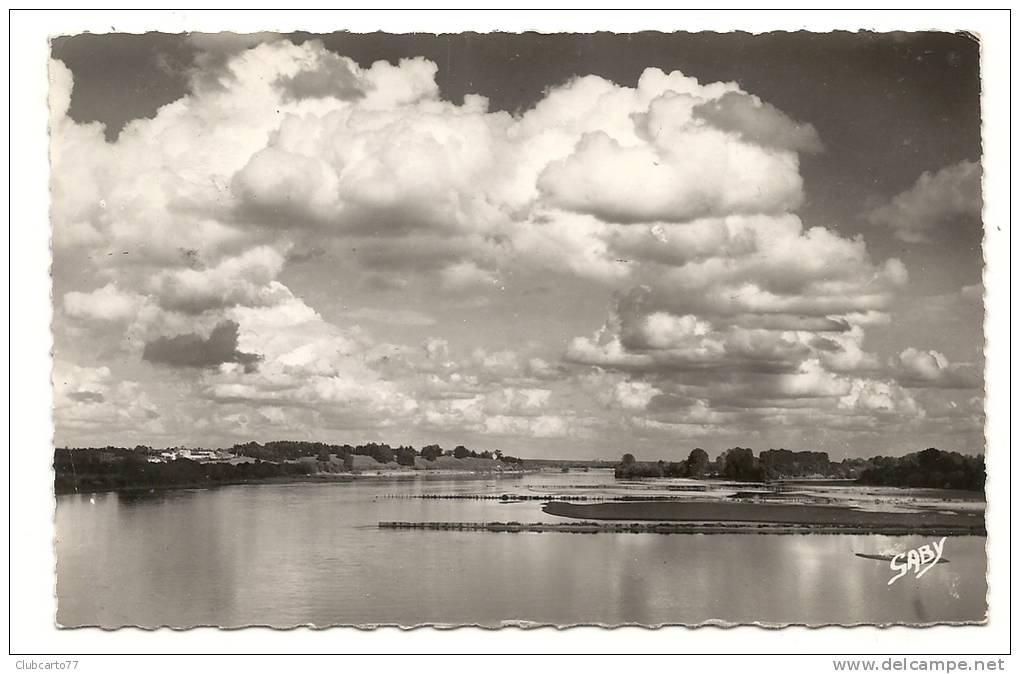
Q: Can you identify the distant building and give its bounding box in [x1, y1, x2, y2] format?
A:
[149, 448, 228, 463]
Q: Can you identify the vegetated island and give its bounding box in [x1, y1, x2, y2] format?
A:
[539, 500, 984, 536]
[614, 447, 985, 492]
[534, 447, 986, 536]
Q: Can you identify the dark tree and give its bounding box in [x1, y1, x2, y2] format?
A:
[420, 444, 443, 461]
[757, 448, 832, 478]
[686, 448, 710, 478]
[371, 445, 395, 464]
[721, 447, 763, 481]
[663, 461, 687, 477]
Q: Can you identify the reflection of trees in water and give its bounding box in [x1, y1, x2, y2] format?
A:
[114, 488, 176, 505]
[113, 484, 213, 507]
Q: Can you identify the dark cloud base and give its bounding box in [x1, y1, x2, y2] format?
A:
[142, 320, 262, 372]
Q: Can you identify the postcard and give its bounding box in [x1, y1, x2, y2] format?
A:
[45, 26, 991, 633]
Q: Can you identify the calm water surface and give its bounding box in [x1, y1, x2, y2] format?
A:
[55, 472, 987, 627]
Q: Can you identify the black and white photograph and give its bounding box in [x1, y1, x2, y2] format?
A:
[46, 26, 990, 630]
[10, 10, 1010, 657]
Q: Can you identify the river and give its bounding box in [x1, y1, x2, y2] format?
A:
[54, 471, 987, 627]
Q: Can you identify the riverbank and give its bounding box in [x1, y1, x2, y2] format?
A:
[542, 499, 985, 535]
[54, 469, 528, 496]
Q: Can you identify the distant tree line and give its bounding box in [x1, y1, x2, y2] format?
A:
[53, 447, 317, 494]
[615, 448, 711, 480]
[54, 441, 523, 494]
[229, 440, 520, 465]
[614, 446, 984, 491]
[857, 448, 984, 491]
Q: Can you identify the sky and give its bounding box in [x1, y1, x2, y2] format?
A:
[48, 31, 984, 459]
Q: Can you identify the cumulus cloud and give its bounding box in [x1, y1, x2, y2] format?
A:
[483, 387, 552, 415]
[184, 32, 289, 90]
[53, 363, 163, 438]
[633, 312, 713, 350]
[49, 39, 962, 452]
[185, 295, 425, 426]
[777, 359, 851, 398]
[896, 347, 981, 389]
[148, 246, 289, 314]
[416, 387, 593, 440]
[567, 286, 882, 376]
[416, 386, 581, 439]
[692, 91, 824, 154]
[276, 50, 367, 102]
[812, 326, 880, 373]
[630, 398, 736, 436]
[582, 371, 662, 411]
[838, 378, 924, 417]
[50, 41, 868, 296]
[53, 43, 833, 293]
[142, 320, 263, 372]
[566, 284, 921, 434]
[231, 146, 342, 226]
[868, 160, 982, 243]
[537, 127, 803, 224]
[512, 210, 628, 283]
[64, 283, 144, 322]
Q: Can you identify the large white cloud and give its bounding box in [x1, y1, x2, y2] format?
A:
[51, 40, 898, 296]
[537, 126, 802, 224]
[49, 39, 970, 452]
